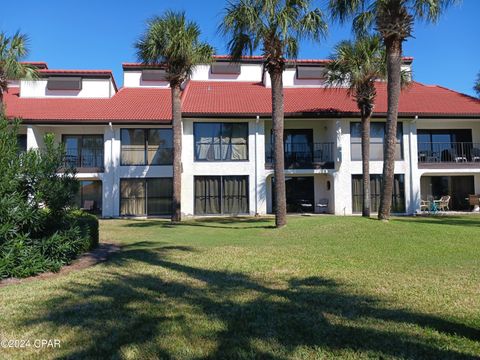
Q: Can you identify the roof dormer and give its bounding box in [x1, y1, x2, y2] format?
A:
[20, 68, 117, 98]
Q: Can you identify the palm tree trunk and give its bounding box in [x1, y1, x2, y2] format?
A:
[361, 110, 371, 217]
[171, 84, 182, 222]
[270, 69, 287, 228]
[378, 38, 402, 221]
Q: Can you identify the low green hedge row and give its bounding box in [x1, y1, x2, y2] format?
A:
[0, 210, 99, 279]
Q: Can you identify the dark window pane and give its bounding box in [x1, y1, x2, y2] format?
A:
[120, 179, 146, 216]
[194, 176, 221, 214]
[211, 63, 241, 75]
[121, 129, 146, 165]
[64, 136, 81, 167]
[47, 77, 82, 91]
[350, 122, 403, 161]
[222, 176, 249, 214]
[195, 123, 222, 161]
[221, 123, 248, 160]
[148, 129, 173, 165]
[76, 180, 102, 214]
[147, 178, 172, 215]
[352, 175, 405, 213]
[195, 123, 248, 161]
[17, 135, 27, 152]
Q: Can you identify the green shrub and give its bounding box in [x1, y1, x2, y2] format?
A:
[68, 210, 99, 250]
[0, 115, 97, 279]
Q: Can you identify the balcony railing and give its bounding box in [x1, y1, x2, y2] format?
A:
[266, 142, 334, 169]
[65, 149, 104, 170]
[418, 142, 480, 164]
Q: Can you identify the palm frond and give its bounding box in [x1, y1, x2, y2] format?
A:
[221, 0, 328, 65]
[135, 11, 214, 85]
[0, 31, 38, 96]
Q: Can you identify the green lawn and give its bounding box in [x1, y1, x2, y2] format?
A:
[1, 216, 479, 359]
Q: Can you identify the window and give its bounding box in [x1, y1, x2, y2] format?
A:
[121, 129, 172, 165]
[296, 66, 326, 80]
[120, 178, 173, 216]
[75, 180, 102, 214]
[350, 122, 403, 161]
[47, 77, 82, 91]
[63, 135, 104, 169]
[194, 123, 248, 161]
[194, 176, 249, 215]
[17, 134, 27, 152]
[352, 175, 405, 213]
[141, 70, 167, 81]
[211, 62, 241, 75]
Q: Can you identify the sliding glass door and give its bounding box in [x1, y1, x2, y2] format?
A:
[194, 176, 249, 215]
[120, 178, 172, 216]
[352, 175, 405, 213]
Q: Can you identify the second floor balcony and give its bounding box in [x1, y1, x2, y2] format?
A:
[418, 142, 480, 167]
[266, 142, 334, 170]
[65, 149, 104, 171]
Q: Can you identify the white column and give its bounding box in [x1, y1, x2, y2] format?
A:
[181, 119, 195, 217]
[26, 125, 45, 150]
[407, 119, 421, 214]
[333, 119, 351, 215]
[102, 124, 120, 217]
[253, 117, 266, 215]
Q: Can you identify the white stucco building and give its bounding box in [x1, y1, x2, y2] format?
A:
[5, 57, 480, 217]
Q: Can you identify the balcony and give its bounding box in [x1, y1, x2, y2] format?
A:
[65, 149, 104, 172]
[418, 142, 480, 168]
[266, 142, 334, 170]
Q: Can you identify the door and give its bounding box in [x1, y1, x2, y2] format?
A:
[451, 176, 474, 210]
[284, 129, 313, 168]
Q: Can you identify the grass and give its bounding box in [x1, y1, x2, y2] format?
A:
[0, 215, 479, 359]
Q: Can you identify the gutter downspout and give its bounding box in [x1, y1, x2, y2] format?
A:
[255, 115, 259, 216]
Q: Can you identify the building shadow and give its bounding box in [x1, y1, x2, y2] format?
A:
[18, 245, 480, 359]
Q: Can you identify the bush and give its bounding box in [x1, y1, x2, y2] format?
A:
[0, 115, 97, 279]
[0, 211, 98, 279]
[68, 210, 100, 250]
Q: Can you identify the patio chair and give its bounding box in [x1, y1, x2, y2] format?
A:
[471, 148, 480, 162]
[420, 199, 430, 212]
[437, 196, 450, 211]
[316, 198, 329, 213]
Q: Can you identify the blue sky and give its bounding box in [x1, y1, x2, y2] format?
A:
[1, 0, 479, 96]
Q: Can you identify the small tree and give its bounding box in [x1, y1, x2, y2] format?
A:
[0, 31, 37, 105]
[221, 0, 327, 227]
[325, 36, 387, 217]
[136, 11, 214, 222]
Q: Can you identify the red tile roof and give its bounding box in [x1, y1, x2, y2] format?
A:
[4, 79, 480, 123]
[4, 87, 172, 123]
[182, 81, 480, 117]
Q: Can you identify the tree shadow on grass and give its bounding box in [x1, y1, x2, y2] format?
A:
[124, 217, 276, 230]
[394, 216, 480, 228]
[20, 245, 480, 359]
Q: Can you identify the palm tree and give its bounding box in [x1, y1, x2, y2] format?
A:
[329, 0, 458, 220]
[136, 11, 214, 222]
[474, 72, 480, 98]
[221, 0, 327, 228]
[325, 36, 387, 217]
[0, 31, 37, 108]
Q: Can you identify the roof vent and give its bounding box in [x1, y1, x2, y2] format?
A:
[296, 66, 326, 80]
[141, 69, 168, 82]
[47, 77, 82, 91]
[211, 62, 241, 75]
